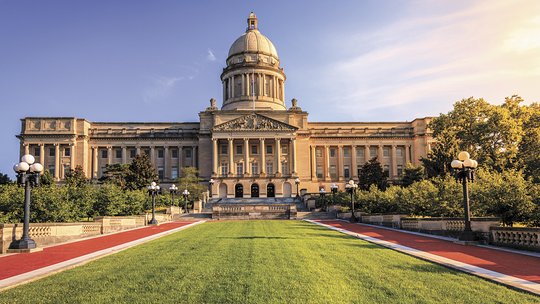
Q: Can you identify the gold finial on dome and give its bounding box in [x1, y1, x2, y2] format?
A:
[247, 12, 258, 31]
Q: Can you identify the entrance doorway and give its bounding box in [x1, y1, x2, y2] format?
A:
[251, 184, 259, 197]
[235, 184, 243, 198]
[267, 183, 275, 197]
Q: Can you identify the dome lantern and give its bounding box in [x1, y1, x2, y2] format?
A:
[247, 12, 258, 31]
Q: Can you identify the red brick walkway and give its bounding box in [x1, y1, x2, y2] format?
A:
[317, 220, 540, 284]
[0, 221, 197, 281]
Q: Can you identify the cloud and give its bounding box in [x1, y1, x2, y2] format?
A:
[206, 48, 216, 61]
[143, 76, 184, 104]
[317, 0, 540, 119]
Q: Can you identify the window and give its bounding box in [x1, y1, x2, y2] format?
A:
[236, 162, 244, 175]
[251, 145, 258, 155]
[330, 165, 337, 179]
[101, 150, 107, 159]
[266, 162, 273, 174]
[171, 167, 179, 179]
[99, 166, 105, 178]
[251, 162, 259, 174]
[344, 165, 350, 179]
[34, 147, 40, 156]
[316, 166, 323, 178]
[172, 149, 178, 158]
[49, 165, 55, 174]
[383, 165, 390, 177]
[266, 145, 273, 154]
[50, 147, 55, 157]
[63, 164, 70, 175]
[220, 145, 228, 155]
[116, 149, 122, 159]
[144, 149, 150, 156]
[370, 147, 377, 158]
[281, 144, 288, 154]
[357, 165, 362, 177]
[343, 147, 350, 157]
[236, 145, 243, 155]
[221, 163, 228, 175]
[157, 149, 164, 158]
[185, 149, 192, 158]
[356, 148, 364, 158]
[329, 148, 336, 158]
[316, 148, 322, 157]
[282, 162, 289, 175]
[396, 147, 403, 157]
[64, 147, 71, 157]
[130, 149, 136, 158]
[383, 147, 390, 157]
[397, 165, 403, 176]
[158, 167, 164, 180]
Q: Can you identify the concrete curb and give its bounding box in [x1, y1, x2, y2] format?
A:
[305, 219, 540, 296]
[0, 220, 206, 291]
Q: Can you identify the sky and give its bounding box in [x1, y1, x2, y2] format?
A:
[1, 0, 539, 177]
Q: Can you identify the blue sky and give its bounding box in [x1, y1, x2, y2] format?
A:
[1, 0, 539, 176]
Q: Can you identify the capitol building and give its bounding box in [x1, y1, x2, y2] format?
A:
[17, 13, 433, 198]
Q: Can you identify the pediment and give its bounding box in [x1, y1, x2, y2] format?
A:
[213, 113, 297, 132]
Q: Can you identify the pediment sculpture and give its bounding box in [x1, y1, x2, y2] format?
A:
[213, 114, 297, 132]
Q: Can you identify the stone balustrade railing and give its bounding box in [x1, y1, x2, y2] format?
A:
[361, 214, 408, 228]
[399, 217, 500, 239]
[213, 203, 297, 220]
[490, 227, 540, 251]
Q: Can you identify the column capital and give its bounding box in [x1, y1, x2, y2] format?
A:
[38, 143, 45, 147]
[107, 146, 113, 150]
[53, 143, 59, 147]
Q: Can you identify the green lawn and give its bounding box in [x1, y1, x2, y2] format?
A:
[0, 221, 538, 304]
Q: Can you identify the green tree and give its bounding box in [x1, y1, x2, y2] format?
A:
[39, 170, 54, 186]
[177, 167, 206, 205]
[100, 163, 130, 188]
[401, 163, 425, 187]
[358, 157, 387, 190]
[125, 154, 157, 190]
[517, 102, 540, 182]
[0, 173, 11, 185]
[65, 165, 87, 187]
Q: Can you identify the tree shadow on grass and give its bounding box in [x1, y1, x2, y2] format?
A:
[217, 236, 290, 240]
[390, 263, 461, 276]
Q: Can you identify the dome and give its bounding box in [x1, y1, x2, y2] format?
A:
[227, 13, 279, 59]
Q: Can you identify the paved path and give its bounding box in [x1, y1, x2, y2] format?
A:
[0, 221, 203, 290]
[310, 220, 540, 296]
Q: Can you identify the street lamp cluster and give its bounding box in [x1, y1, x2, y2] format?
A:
[10, 154, 43, 250]
[147, 182, 160, 225]
[451, 151, 479, 242]
[345, 179, 359, 223]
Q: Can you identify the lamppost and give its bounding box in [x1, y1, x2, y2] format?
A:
[182, 189, 190, 214]
[209, 178, 215, 198]
[9, 154, 43, 251]
[147, 182, 160, 225]
[319, 188, 326, 210]
[294, 177, 300, 199]
[451, 151, 478, 242]
[330, 183, 338, 211]
[345, 179, 358, 223]
[169, 184, 178, 206]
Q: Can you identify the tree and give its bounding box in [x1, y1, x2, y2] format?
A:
[517, 102, 540, 182]
[358, 157, 387, 190]
[177, 167, 206, 204]
[125, 154, 157, 190]
[100, 164, 130, 188]
[401, 163, 425, 187]
[0, 173, 11, 185]
[40, 170, 54, 186]
[65, 165, 87, 187]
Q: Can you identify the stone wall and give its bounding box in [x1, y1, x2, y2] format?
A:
[400, 217, 500, 240]
[212, 204, 297, 220]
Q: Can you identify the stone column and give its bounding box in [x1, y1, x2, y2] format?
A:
[337, 145, 343, 181]
[291, 138, 297, 174]
[311, 146, 316, 180]
[228, 139, 234, 175]
[39, 144, 45, 167]
[260, 138, 265, 174]
[241, 74, 245, 96]
[378, 145, 384, 162]
[92, 146, 98, 179]
[122, 146, 127, 164]
[212, 139, 218, 175]
[178, 146, 183, 171]
[70, 143, 76, 170]
[391, 145, 398, 177]
[231, 75, 235, 98]
[276, 139, 282, 175]
[24, 144, 29, 155]
[364, 145, 370, 163]
[150, 146, 155, 166]
[324, 145, 330, 180]
[136, 146, 141, 156]
[164, 146, 169, 179]
[351, 145, 357, 179]
[244, 138, 250, 175]
[405, 144, 411, 164]
[107, 146, 113, 165]
[54, 144, 60, 179]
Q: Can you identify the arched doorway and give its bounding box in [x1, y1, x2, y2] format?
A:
[235, 184, 244, 198]
[251, 184, 259, 198]
[283, 182, 292, 197]
[219, 183, 227, 198]
[267, 183, 275, 197]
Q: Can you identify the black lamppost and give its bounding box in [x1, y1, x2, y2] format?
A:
[209, 178, 215, 198]
[451, 151, 479, 242]
[182, 189, 190, 214]
[169, 184, 178, 206]
[330, 183, 338, 211]
[147, 181, 160, 225]
[294, 177, 300, 199]
[319, 188, 326, 210]
[9, 154, 43, 251]
[345, 179, 358, 223]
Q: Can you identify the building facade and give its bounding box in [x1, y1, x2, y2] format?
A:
[17, 13, 433, 198]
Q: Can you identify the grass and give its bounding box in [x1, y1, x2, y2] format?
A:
[0, 220, 538, 304]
